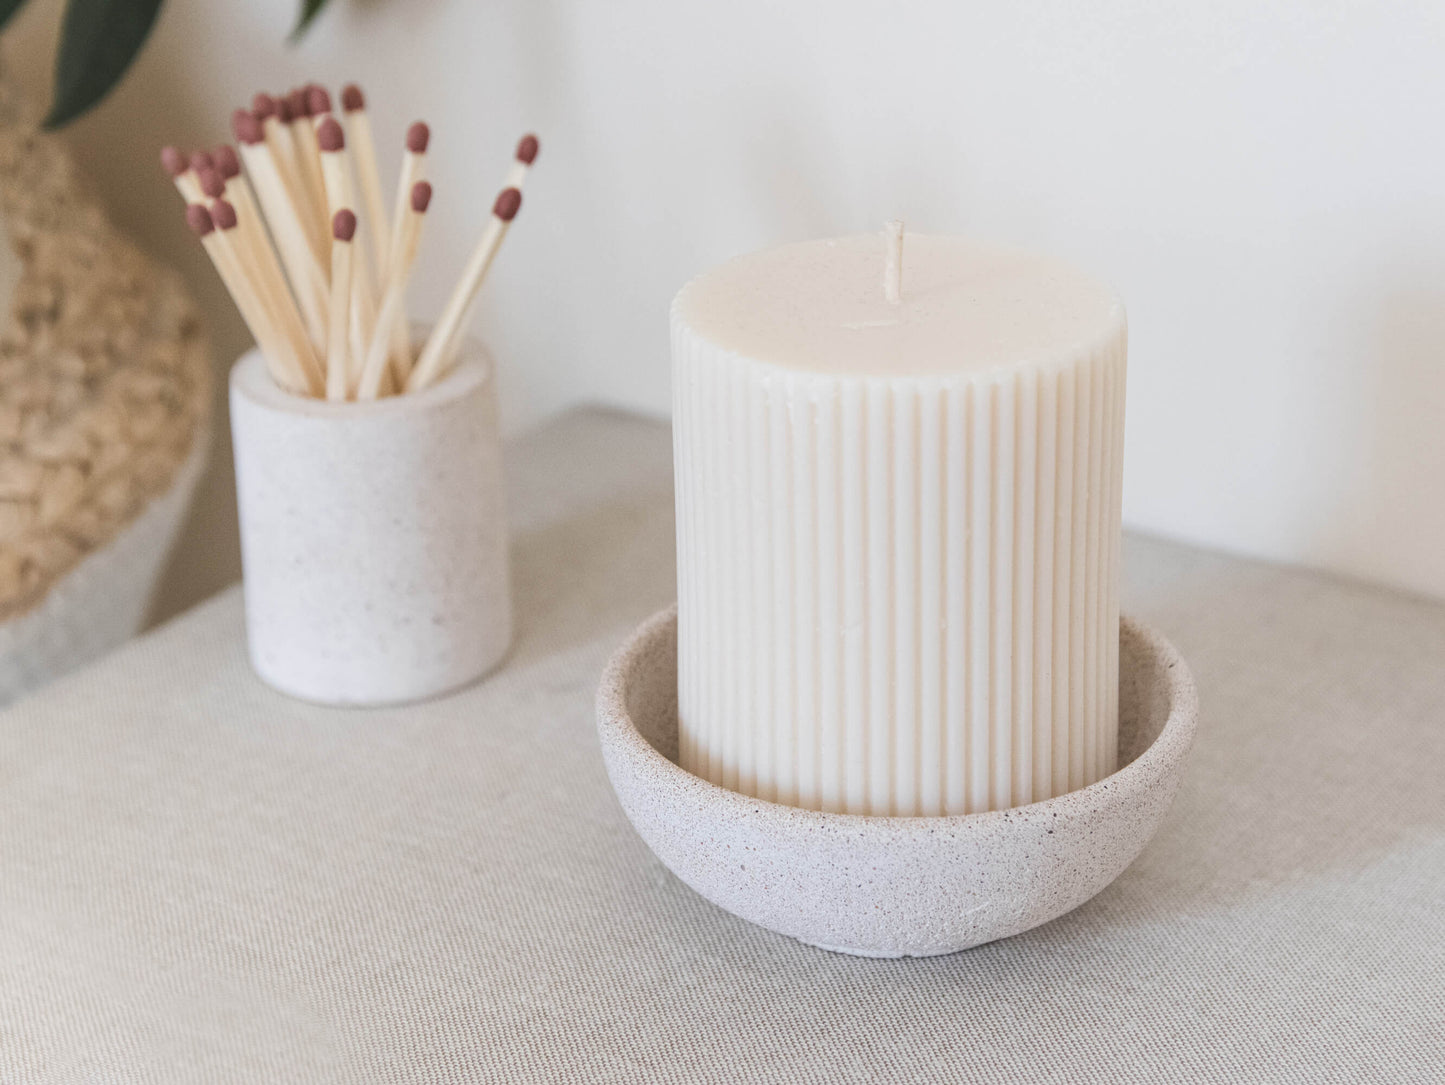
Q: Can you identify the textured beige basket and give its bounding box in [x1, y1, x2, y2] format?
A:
[0, 78, 210, 702]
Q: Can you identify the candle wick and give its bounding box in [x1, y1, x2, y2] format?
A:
[883, 220, 903, 305]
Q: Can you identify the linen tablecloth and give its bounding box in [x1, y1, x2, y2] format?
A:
[1, 409, 1440, 1082]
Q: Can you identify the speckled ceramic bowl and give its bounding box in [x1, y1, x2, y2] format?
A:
[596, 606, 1198, 957]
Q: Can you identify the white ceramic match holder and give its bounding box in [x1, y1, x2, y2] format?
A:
[230, 337, 512, 706]
[597, 607, 1198, 957]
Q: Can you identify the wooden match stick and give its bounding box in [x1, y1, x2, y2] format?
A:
[327, 210, 356, 401]
[381, 121, 430, 372]
[408, 186, 521, 392]
[358, 181, 431, 399]
[316, 117, 378, 390]
[188, 204, 308, 395]
[233, 109, 330, 354]
[213, 198, 322, 395]
[252, 94, 321, 259]
[504, 133, 540, 191]
[316, 117, 350, 214]
[341, 84, 391, 279]
[161, 145, 202, 202]
[288, 87, 330, 247]
[201, 163, 324, 379]
[389, 123, 429, 290]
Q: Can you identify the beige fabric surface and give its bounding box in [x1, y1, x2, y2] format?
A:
[0, 408, 1441, 1083]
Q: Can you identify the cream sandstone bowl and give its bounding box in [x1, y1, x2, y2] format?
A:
[597, 606, 1198, 957]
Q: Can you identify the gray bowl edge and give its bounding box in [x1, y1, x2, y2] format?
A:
[596, 605, 1199, 957]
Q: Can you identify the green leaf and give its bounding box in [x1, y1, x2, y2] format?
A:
[43, 0, 164, 129]
[0, 0, 32, 33]
[290, 0, 331, 41]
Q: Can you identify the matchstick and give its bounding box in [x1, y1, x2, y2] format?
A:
[252, 94, 318, 254]
[317, 117, 378, 389]
[408, 186, 521, 392]
[161, 145, 202, 202]
[381, 121, 430, 371]
[212, 198, 322, 394]
[504, 134, 540, 191]
[389, 122, 429, 288]
[201, 163, 324, 381]
[288, 86, 330, 246]
[327, 210, 356, 401]
[358, 181, 431, 399]
[315, 117, 352, 219]
[187, 203, 306, 395]
[233, 109, 330, 353]
[341, 84, 391, 279]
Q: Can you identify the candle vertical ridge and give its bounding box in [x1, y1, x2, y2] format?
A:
[917, 389, 941, 814]
[891, 389, 916, 814]
[967, 382, 991, 812]
[794, 384, 818, 809]
[1084, 357, 1104, 785]
[1068, 366, 1089, 792]
[818, 387, 843, 813]
[1052, 368, 1075, 797]
[696, 355, 714, 783]
[992, 380, 1016, 809]
[1033, 369, 1058, 801]
[1109, 352, 1127, 771]
[866, 383, 891, 813]
[719, 362, 737, 792]
[841, 383, 866, 812]
[1013, 369, 1038, 807]
[944, 384, 968, 813]
[744, 364, 769, 797]
[672, 321, 694, 775]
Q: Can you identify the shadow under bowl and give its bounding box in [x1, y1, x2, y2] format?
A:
[596, 606, 1199, 957]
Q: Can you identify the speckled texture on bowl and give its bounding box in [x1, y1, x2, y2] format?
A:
[597, 606, 1198, 957]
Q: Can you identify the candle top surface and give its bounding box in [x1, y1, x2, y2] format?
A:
[674, 233, 1124, 378]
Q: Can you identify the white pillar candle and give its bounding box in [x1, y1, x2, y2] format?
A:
[672, 232, 1126, 816]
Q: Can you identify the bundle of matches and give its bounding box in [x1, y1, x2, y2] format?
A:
[163, 82, 536, 401]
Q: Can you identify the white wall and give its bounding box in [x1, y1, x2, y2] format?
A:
[7, 0, 1445, 611]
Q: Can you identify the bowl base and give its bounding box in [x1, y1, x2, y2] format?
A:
[597, 606, 1199, 957]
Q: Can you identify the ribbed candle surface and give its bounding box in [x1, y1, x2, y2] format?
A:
[673, 234, 1127, 816]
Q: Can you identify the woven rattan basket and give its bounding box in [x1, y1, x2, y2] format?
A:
[0, 79, 209, 702]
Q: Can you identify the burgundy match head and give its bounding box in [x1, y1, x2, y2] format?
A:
[306, 84, 332, 117]
[213, 145, 241, 179]
[251, 93, 277, 120]
[493, 187, 522, 222]
[516, 134, 539, 165]
[411, 180, 432, 213]
[341, 84, 364, 113]
[160, 146, 188, 178]
[316, 117, 345, 152]
[332, 209, 357, 242]
[232, 109, 264, 145]
[210, 200, 239, 231]
[185, 204, 214, 236]
[406, 121, 430, 154]
[286, 87, 309, 118]
[197, 168, 226, 200]
[276, 95, 296, 124]
[188, 150, 215, 175]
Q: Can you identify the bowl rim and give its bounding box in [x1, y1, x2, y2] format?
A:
[596, 604, 1199, 836]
